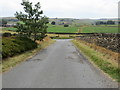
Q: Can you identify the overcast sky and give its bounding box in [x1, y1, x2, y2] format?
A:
[0, 0, 119, 19]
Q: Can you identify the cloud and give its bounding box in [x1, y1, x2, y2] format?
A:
[0, 0, 119, 18]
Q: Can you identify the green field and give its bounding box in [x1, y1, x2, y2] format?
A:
[3, 25, 79, 33]
[81, 26, 118, 33]
[3, 25, 119, 33]
[47, 25, 79, 33]
[4, 27, 17, 31]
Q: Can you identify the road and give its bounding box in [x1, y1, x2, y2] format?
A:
[2, 39, 118, 88]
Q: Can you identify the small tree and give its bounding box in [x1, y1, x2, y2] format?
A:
[119, 21, 120, 24]
[15, 0, 49, 41]
[1, 19, 7, 27]
[51, 21, 56, 25]
[107, 20, 115, 25]
[64, 24, 69, 27]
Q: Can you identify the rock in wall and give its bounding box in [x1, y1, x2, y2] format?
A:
[76, 33, 120, 53]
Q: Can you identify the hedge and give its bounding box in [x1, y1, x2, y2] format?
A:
[2, 37, 38, 59]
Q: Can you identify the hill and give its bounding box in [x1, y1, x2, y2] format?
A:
[0, 17, 118, 25]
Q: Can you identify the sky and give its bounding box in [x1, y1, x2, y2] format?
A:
[0, 0, 119, 19]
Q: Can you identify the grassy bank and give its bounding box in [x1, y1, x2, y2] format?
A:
[72, 39, 120, 82]
[1, 37, 55, 73]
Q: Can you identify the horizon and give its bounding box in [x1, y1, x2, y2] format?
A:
[0, 16, 118, 20]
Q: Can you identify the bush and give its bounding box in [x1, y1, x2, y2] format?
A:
[64, 24, 69, 27]
[51, 21, 56, 25]
[2, 37, 38, 59]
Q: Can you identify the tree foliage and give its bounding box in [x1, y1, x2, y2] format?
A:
[51, 21, 56, 25]
[95, 20, 115, 25]
[106, 20, 115, 25]
[15, 0, 49, 41]
[64, 24, 69, 27]
[0, 19, 7, 26]
[2, 19, 7, 25]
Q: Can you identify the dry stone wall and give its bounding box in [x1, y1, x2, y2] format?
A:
[76, 33, 120, 53]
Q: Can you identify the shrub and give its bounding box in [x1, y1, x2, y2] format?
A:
[2, 33, 12, 37]
[51, 21, 56, 25]
[2, 37, 38, 59]
[64, 24, 69, 27]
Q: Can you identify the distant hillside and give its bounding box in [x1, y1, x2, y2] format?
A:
[99, 18, 118, 21]
[49, 18, 97, 26]
[1, 17, 18, 24]
[0, 17, 118, 25]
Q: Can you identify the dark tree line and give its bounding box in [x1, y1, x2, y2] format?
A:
[119, 21, 120, 24]
[96, 20, 115, 25]
[0, 19, 7, 27]
[51, 21, 56, 25]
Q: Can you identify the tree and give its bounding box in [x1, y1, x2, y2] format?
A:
[107, 20, 115, 25]
[15, 0, 49, 41]
[95, 21, 105, 25]
[51, 21, 56, 25]
[64, 24, 69, 27]
[119, 21, 120, 24]
[0, 19, 7, 27]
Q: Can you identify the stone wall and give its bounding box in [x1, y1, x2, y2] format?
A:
[76, 33, 120, 53]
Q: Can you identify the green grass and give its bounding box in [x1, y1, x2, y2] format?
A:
[47, 25, 79, 33]
[72, 40, 120, 82]
[4, 27, 17, 31]
[81, 26, 118, 33]
[3, 25, 79, 33]
[3, 25, 118, 33]
[97, 25, 118, 27]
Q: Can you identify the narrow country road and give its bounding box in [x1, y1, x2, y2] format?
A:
[2, 39, 118, 88]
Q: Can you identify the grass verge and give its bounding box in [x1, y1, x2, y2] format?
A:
[72, 39, 120, 82]
[1, 38, 55, 73]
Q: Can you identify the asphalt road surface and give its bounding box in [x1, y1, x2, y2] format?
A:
[2, 39, 118, 88]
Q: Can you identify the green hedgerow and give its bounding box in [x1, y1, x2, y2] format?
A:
[2, 37, 38, 59]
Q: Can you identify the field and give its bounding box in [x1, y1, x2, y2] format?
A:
[47, 25, 79, 33]
[2, 25, 119, 34]
[3, 25, 79, 33]
[80, 26, 118, 33]
[4, 27, 17, 31]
